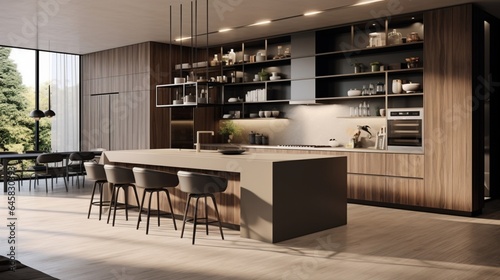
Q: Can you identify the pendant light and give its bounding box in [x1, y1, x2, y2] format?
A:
[30, 8, 44, 121]
[44, 85, 55, 118]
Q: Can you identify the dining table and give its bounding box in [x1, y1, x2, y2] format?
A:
[1, 151, 102, 193]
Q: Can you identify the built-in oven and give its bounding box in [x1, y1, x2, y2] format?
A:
[387, 108, 423, 152]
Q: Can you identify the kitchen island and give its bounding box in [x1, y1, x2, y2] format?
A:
[101, 149, 347, 243]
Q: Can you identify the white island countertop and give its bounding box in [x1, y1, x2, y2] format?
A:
[101, 149, 347, 243]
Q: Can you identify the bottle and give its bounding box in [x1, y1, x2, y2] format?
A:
[359, 102, 364, 117]
[361, 85, 367, 96]
[228, 49, 236, 65]
[368, 83, 375, 95]
[366, 103, 371, 116]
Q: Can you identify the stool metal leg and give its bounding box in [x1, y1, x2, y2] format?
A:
[164, 189, 177, 230]
[192, 196, 201, 245]
[87, 181, 98, 219]
[181, 195, 192, 239]
[107, 185, 117, 224]
[146, 191, 153, 234]
[157, 191, 161, 227]
[137, 190, 147, 230]
[210, 194, 224, 240]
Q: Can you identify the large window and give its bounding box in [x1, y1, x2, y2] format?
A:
[0, 47, 80, 153]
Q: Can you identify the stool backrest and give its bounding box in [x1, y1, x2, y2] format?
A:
[177, 171, 227, 194]
[103, 164, 135, 184]
[84, 162, 107, 181]
[133, 167, 178, 189]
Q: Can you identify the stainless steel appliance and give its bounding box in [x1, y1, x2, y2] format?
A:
[387, 108, 423, 152]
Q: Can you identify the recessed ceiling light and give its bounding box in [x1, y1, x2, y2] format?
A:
[249, 20, 271, 26]
[218, 28, 232, 33]
[351, 0, 384, 7]
[304, 11, 323, 16]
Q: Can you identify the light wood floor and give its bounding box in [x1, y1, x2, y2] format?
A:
[2, 179, 500, 280]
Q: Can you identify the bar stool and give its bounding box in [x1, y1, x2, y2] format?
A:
[104, 165, 140, 226]
[84, 162, 110, 220]
[68, 152, 95, 188]
[177, 171, 228, 244]
[132, 167, 178, 234]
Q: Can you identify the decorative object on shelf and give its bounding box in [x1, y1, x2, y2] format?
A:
[172, 90, 183, 104]
[370, 61, 380, 72]
[406, 32, 421, 42]
[269, 72, 281, 81]
[258, 69, 269, 81]
[227, 49, 236, 65]
[174, 77, 185, 84]
[368, 32, 384, 47]
[273, 45, 285, 60]
[256, 52, 265, 62]
[379, 108, 386, 116]
[198, 89, 207, 104]
[361, 85, 368, 96]
[368, 83, 375, 95]
[261, 134, 269, 145]
[255, 133, 262, 145]
[210, 54, 219, 66]
[272, 110, 280, 117]
[228, 97, 238, 103]
[328, 139, 340, 147]
[284, 47, 291, 57]
[183, 93, 196, 104]
[264, 111, 272, 118]
[392, 79, 402, 94]
[376, 82, 385, 94]
[402, 82, 420, 93]
[351, 61, 364, 73]
[243, 54, 249, 62]
[219, 120, 241, 143]
[405, 57, 420, 68]
[249, 113, 258, 118]
[347, 89, 361, 96]
[387, 29, 403, 45]
[246, 89, 266, 102]
[258, 110, 264, 118]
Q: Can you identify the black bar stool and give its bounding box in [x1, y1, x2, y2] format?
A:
[133, 167, 178, 234]
[104, 165, 140, 226]
[177, 171, 228, 244]
[84, 162, 110, 220]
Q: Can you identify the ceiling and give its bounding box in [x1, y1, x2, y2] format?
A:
[0, 0, 499, 55]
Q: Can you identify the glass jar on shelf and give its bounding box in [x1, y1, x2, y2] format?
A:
[387, 29, 402, 45]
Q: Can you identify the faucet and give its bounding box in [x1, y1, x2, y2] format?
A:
[196, 131, 214, 153]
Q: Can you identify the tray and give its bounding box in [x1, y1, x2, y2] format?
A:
[217, 149, 246, 155]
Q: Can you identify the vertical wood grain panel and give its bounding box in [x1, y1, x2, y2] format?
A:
[423, 8, 455, 209]
[348, 174, 385, 202]
[408, 178, 425, 206]
[386, 154, 408, 177]
[386, 177, 409, 204]
[424, 5, 474, 211]
[451, 5, 473, 212]
[348, 152, 386, 175]
[408, 154, 424, 178]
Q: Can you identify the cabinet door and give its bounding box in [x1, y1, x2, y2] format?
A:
[386, 153, 424, 178]
[348, 174, 385, 202]
[348, 152, 386, 175]
[386, 177, 424, 206]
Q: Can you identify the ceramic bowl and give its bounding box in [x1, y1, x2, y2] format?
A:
[347, 89, 362, 96]
[272, 110, 279, 117]
[269, 76, 281, 81]
[228, 97, 238, 102]
[264, 111, 272, 118]
[402, 83, 420, 92]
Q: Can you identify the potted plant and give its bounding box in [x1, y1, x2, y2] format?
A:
[258, 68, 269, 81]
[219, 120, 241, 143]
[370, 61, 380, 72]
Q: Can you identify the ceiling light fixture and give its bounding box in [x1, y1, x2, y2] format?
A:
[304, 11, 323, 16]
[175, 36, 192, 41]
[351, 0, 385, 7]
[44, 85, 55, 118]
[249, 20, 271, 26]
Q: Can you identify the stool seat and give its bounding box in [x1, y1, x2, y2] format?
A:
[104, 165, 140, 226]
[133, 167, 179, 234]
[84, 162, 109, 220]
[177, 171, 227, 244]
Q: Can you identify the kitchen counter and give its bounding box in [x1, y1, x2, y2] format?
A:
[101, 149, 347, 243]
[201, 144, 424, 154]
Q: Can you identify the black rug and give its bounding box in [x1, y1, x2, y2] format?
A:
[0, 255, 58, 280]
